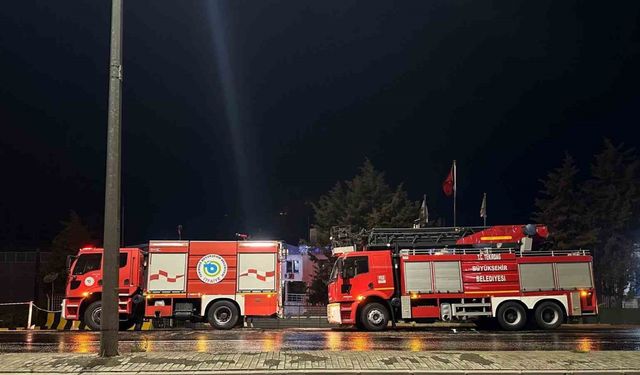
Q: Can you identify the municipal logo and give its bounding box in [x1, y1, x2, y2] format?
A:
[84, 276, 95, 287]
[197, 254, 227, 284]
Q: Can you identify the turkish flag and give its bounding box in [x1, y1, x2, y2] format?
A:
[442, 165, 455, 197]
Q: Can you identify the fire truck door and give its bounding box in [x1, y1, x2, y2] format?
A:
[119, 253, 133, 289]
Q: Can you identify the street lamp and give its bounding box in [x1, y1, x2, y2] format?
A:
[100, 0, 123, 357]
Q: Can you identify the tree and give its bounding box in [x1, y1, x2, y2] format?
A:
[43, 211, 93, 291]
[306, 247, 333, 305]
[312, 160, 418, 244]
[582, 140, 640, 306]
[532, 140, 640, 307]
[307, 160, 418, 302]
[532, 153, 596, 249]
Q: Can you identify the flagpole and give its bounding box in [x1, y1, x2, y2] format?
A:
[453, 160, 457, 227]
[424, 194, 429, 224]
[483, 193, 487, 226]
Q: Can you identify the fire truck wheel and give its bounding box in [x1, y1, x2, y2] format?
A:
[208, 301, 239, 330]
[84, 301, 102, 331]
[360, 302, 389, 331]
[496, 302, 527, 331]
[534, 301, 564, 330]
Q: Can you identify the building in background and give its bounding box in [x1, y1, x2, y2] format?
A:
[282, 244, 327, 316]
[0, 250, 50, 304]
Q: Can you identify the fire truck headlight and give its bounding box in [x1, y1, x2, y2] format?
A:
[411, 293, 418, 299]
[82, 292, 90, 297]
[357, 295, 365, 301]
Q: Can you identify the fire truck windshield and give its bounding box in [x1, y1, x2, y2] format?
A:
[71, 253, 128, 275]
[72, 254, 102, 275]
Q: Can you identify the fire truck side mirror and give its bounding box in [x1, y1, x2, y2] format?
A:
[65, 255, 75, 273]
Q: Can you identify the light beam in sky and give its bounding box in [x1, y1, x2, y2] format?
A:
[206, 1, 254, 231]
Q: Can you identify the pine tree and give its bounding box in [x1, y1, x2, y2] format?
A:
[306, 247, 334, 305]
[582, 140, 640, 306]
[532, 153, 596, 249]
[533, 141, 640, 307]
[312, 160, 418, 243]
[308, 160, 418, 302]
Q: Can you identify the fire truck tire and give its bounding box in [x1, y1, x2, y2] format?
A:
[84, 301, 102, 331]
[359, 302, 389, 331]
[496, 302, 527, 331]
[208, 301, 239, 330]
[534, 301, 564, 330]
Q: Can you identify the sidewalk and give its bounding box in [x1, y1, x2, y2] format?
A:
[1, 350, 639, 374]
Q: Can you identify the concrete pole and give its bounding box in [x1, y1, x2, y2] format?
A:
[100, 0, 123, 358]
[27, 301, 33, 330]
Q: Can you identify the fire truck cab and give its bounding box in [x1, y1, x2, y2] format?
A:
[63, 247, 146, 330]
[327, 225, 598, 331]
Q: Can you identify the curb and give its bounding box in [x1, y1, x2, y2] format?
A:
[41, 312, 152, 331]
[1, 371, 637, 375]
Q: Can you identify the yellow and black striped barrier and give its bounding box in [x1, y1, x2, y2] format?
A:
[43, 312, 152, 331]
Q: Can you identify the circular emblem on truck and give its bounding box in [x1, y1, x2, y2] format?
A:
[197, 254, 227, 284]
[84, 276, 95, 287]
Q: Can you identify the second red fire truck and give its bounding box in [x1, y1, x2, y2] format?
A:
[63, 240, 284, 330]
[327, 224, 597, 331]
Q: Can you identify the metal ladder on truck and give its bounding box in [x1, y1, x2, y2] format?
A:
[365, 226, 488, 249]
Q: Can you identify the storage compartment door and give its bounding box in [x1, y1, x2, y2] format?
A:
[147, 253, 187, 293]
[433, 261, 462, 293]
[556, 262, 593, 289]
[519, 263, 555, 291]
[237, 253, 277, 291]
[244, 294, 278, 316]
[404, 262, 432, 293]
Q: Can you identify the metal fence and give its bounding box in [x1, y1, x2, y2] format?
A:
[250, 304, 329, 328]
[286, 293, 307, 303]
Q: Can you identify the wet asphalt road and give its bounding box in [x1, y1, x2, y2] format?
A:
[1, 326, 639, 353]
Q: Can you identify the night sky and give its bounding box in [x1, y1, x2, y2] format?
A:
[1, 1, 639, 247]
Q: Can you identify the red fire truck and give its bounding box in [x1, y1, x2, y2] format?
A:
[327, 224, 597, 331]
[63, 240, 284, 330]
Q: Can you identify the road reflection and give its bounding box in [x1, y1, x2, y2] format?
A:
[67, 332, 93, 353]
[261, 331, 283, 351]
[349, 335, 370, 351]
[195, 334, 209, 352]
[577, 336, 598, 352]
[407, 336, 425, 351]
[326, 331, 341, 350]
[0, 327, 636, 353]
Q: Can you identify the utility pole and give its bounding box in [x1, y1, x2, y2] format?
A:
[100, 0, 123, 357]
